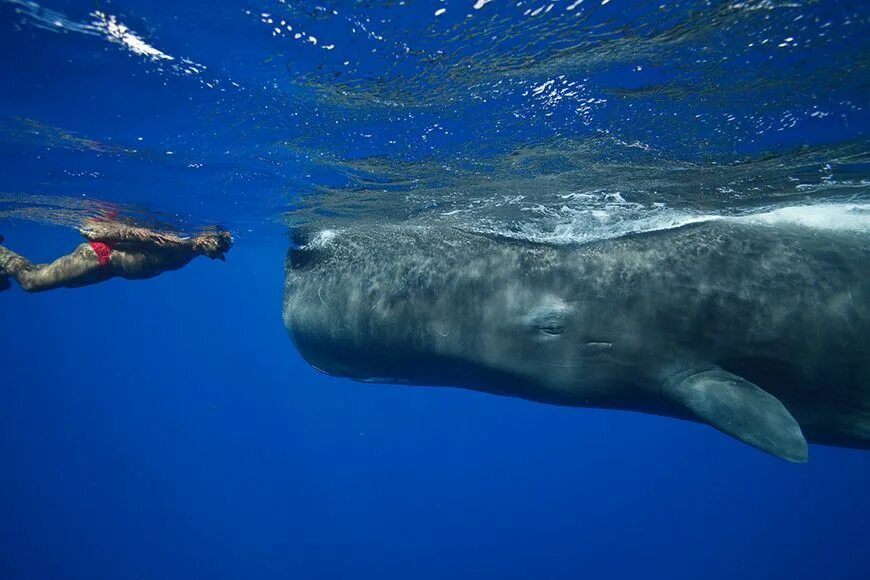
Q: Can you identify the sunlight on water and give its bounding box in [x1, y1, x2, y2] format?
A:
[0, 0, 867, 241]
[2, 0, 211, 77]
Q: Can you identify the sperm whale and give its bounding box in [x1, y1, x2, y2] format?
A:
[283, 212, 869, 462]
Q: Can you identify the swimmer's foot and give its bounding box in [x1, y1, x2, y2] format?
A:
[0, 236, 9, 289]
[0, 237, 11, 280]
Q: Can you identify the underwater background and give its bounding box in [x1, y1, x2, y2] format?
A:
[1, 0, 869, 578]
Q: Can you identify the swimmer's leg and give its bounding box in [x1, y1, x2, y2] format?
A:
[0, 244, 36, 285]
[0, 235, 8, 291]
[0, 243, 108, 292]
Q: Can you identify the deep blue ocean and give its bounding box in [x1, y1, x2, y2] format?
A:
[1, 1, 869, 578]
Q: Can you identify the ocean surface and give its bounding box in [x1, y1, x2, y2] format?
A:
[0, 0, 869, 578]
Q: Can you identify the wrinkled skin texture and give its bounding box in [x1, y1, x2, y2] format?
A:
[284, 222, 869, 460]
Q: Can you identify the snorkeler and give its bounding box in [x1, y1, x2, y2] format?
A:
[0, 220, 232, 293]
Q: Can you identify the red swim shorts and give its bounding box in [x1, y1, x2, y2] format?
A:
[89, 241, 112, 267]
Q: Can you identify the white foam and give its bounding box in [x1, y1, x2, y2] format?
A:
[312, 229, 338, 245]
[733, 203, 870, 231]
[478, 203, 869, 246]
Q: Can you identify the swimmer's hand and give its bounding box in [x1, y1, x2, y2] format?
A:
[192, 232, 233, 260]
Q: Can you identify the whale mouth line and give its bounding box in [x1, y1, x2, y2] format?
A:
[542, 361, 581, 368]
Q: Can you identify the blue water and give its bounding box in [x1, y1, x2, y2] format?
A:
[1, 1, 869, 578]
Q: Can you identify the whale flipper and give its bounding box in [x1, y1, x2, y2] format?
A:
[665, 368, 808, 463]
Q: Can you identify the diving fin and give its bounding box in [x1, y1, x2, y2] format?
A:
[665, 367, 808, 463]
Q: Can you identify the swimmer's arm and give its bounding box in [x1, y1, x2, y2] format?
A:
[79, 221, 194, 250]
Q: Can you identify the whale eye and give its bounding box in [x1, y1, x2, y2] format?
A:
[523, 296, 572, 338]
[538, 319, 566, 335]
[525, 307, 569, 337]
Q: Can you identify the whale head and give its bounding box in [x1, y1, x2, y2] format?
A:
[283, 226, 635, 403]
